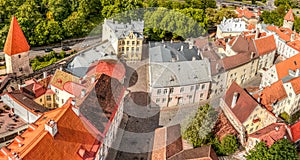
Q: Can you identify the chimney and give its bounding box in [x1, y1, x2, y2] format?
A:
[45, 120, 58, 137]
[296, 69, 299, 77]
[251, 52, 255, 59]
[81, 89, 86, 98]
[71, 99, 76, 106]
[43, 72, 47, 78]
[257, 95, 261, 103]
[59, 65, 63, 71]
[192, 56, 196, 61]
[171, 57, 176, 62]
[291, 32, 295, 42]
[91, 76, 96, 84]
[275, 126, 279, 131]
[231, 92, 239, 108]
[180, 45, 184, 51]
[255, 28, 260, 39]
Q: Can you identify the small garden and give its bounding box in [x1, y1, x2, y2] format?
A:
[30, 50, 76, 71]
[280, 110, 300, 124]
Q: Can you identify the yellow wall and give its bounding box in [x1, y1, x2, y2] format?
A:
[118, 32, 143, 61]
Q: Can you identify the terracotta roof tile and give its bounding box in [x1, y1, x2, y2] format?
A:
[0, 99, 100, 160]
[259, 81, 287, 111]
[249, 123, 290, 147]
[254, 35, 276, 56]
[86, 60, 125, 81]
[168, 145, 218, 160]
[275, 53, 300, 79]
[222, 52, 252, 70]
[287, 40, 300, 51]
[291, 121, 300, 142]
[4, 16, 30, 56]
[63, 81, 86, 97]
[289, 76, 300, 95]
[236, 8, 256, 19]
[50, 69, 79, 90]
[224, 82, 259, 123]
[284, 9, 294, 22]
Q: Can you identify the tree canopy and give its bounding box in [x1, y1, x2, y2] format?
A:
[245, 139, 298, 160]
[0, 0, 237, 49]
[182, 104, 218, 147]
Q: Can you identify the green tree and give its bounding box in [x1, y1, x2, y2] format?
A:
[212, 135, 239, 156]
[245, 139, 298, 160]
[182, 104, 218, 147]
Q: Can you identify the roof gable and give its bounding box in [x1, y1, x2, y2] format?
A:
[254, 35, 276, 56]
[4, 16, 30, 56]
[275, 53, 300, 79]
[284, 9, 294, 22]
[224, 82, 259, 123]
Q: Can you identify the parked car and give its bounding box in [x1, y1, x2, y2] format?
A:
[62, 46, 71, 51]
[44, 48, 53, 52]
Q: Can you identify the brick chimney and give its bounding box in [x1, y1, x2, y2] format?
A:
[45, 119, 58, 137]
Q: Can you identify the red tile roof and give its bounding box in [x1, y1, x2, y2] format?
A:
[275, 53, 300, 79]
[249, 123, 290, 147]
[50, 69, 80, 90]
[236, 7, 256, 19]
[254, 35, 276, 56]
[284, 9, 294, 22]
[247, 24, 256, 30]
[86, 60, 125, 81]
[4, 16, 30, 56]
[287, 40, 300, 52]
[291, 121, 300, 142]
[63, 81, 86, 97]
[0, 99, 100, 160]
[266, 25, 299, 42]
[222, 52, 252, 70]
[259, 81, 287, 111]
[289, 76, 300, 95]
[224, 82, 259, 123]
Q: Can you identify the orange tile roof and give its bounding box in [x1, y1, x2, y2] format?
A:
[247, 24, 256, 30]
[259, 80, 287, 111]
[63, 81, 86, 97]
[0, 99, 100, 160]
[224, 82, 259, 123]
[50, 69, 79, 90]
[266, 25, 299, 42]
[291, 121, 300, 142]
[275, 53, 300, 79]
[236, 7, 256, 19]
[4, 16, 30, 56]
[284, 9, 294, 22]
[287, 40, 300, 51]
[86, 60, 125, 81]
[289, 76, 300, 95]
[249, 123, 290, 147]
[254, 35, 276, 56]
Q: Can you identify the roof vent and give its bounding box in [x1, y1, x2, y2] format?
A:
[275, 126, 279, 131]
[231, 92, 239, 108]
[45, 119, 58, 137]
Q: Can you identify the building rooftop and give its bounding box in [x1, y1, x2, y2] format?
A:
[5, 90, 48, 115]
[168, 145, 218, 160]
[4, 16, 30, 56]
[284, 9, 294, 22]
[86, 60, 126, 81]
[217, 17, 246, 33]
[79, 74, 125, 134]
[0, 103, 26, 135]
[0, 99, 100, 160]
[149, 42, 200, 62]
[104, 19, 144, 39]
[254, 35, 276, 56]
[259, 80, 287, 111]
[266, 25, 299, 42]
[236, 7, 257, 19]
[249, 123, 290, 147]
[150, 59, 211, 88]
[275, 53, 300, 80]
[290, 120, 300, 142]
[223, 82, 259, 123]
[67, 40, 117, 78]
[50, 69, 80, 90]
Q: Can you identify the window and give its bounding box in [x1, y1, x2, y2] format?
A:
[136, 47, 139, 51]
[200, 93, 204, 98]
[162, 98, 166, 103]
[169, 98, 172, 102]
[170, 88, 174, 94]
[180, 87, 184, 93]
[250, 128, 253, 133]
[156, 98, 160, 103]
[201, 84, 205, 89]
[55, 89, 59, 94]
[196, 85, 200, 90]
[132, 41, 135, 45]
[47, 104, 51, 108]
[137, 41, 140, 45]
[40, 99, 42, 103]
[46, 95, 51, 101]
[163, 89, 168, 94]
[19, 68, 23, 72]
[126, 47, 129, 51]
[127, 41, 129, 45]
[62, 99, 64, 104]
[18, 55, 21, 58]
[190, 86, 194, 91]
[131, 47, 134, 51]
[157, 89, 161, 95]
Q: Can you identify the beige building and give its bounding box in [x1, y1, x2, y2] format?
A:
[4, 16, 32, 76]
[216, 18, 246, 39]
[220, 82, 277, 145]
[102, 18, 144, 61]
